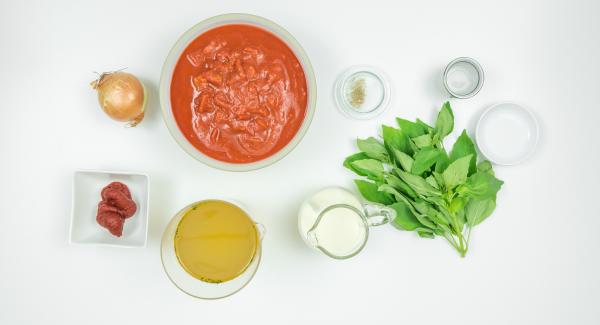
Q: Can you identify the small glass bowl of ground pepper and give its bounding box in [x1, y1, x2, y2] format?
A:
[334, 65, 391, 119]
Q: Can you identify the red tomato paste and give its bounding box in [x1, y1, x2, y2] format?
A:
[170, 24, 308, 163]
[96, 182, 137, 237]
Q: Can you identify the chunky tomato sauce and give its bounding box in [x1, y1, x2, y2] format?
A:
[170, 24, 308, 163]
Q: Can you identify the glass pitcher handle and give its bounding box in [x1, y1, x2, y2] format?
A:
[362, 203, 396, 227]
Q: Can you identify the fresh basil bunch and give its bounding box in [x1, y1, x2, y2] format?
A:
[344, 102, 503, 257]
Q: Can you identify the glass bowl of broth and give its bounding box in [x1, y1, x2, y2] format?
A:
[160, 199, 264, 299]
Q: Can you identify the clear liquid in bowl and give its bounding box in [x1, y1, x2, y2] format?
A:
[174, 200, 259, 283]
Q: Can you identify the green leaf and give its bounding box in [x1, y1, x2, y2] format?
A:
[396, 118, 427, 138]
[393, 149, 414, 172]
[395, 168, 442, 197]
[385, 173, 418, 198]
[416, 118, 434, 133]
[412, 148, 443, 175]
[434, 101, 454, 141]
[357, 137, 388, 161]
[411, 134, 433, 148]
[457, 209, 466, 228]
[449, 197, 467, 214]
[350, 159, 384, 181]
[477, 160, 495, 176]
[460, 172, 504, 200]
[432, 171, 445, 189]
[343, 152, 370, 176]
[355, 180, 393, 205]
[425, 175, 439, 189]
[378, 184, 435, 228]
[382, 125, 413, 155]
[389, 202, 422, 231]
[408, 138, 419, 154]
[449, 130, 477, 175]
[434, 151, 450, 173]
[413, 199, 450, 226]
[414, 215, 437, 230]
[416, 227, 435, 239]
[432, 227, 446, 236]
[465, 198, 496, 226]
[442, 154, 472, 190]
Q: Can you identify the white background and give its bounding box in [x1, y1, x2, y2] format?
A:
[1, 0, 599, 324]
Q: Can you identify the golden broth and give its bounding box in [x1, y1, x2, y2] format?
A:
[174, 200, 259, 283]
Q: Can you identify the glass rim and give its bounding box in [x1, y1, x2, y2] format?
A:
[334, 65, 391, 120]
[443, 57, 485, 99]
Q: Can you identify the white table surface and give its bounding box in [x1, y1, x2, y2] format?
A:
[2, 0, 599, 324]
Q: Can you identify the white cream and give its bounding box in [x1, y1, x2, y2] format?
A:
[298, 187, 366, 257]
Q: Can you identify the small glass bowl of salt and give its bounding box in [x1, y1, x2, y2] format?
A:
[443, 57, 484, 99]
[334, 65, 391, 119]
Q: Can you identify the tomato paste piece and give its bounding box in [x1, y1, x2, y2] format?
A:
[96, 209, 125, 237]
[96, 182, 137, 237]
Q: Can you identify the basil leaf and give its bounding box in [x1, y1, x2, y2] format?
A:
[357, 137, 388, 161]
[392, 149, 414, 172]
[395, 168, 442, 197]
[385, 173, 418, 198]
[422, 194, 447, 209]
[414, 214, 438, 230]
[434, 101, 454, 141]
[389, 202, 422, 231]
[432, 171, 445, 189]
[355, 180, 393, 205]
[465, 198, 496, 226]
[412, 134, 433, 148]
[382, 125, 413, 155]
[343, 152, 370, 176]
[350, 159, 384, 181]
[408, 137, 419, 154]
[449, 197, 467, 214]
[416, 227, 435, 239]
[433, 227, 446, 236]
[412, 148, 443, 175]
[416, 118, 434, 133]
[477, 160, 495, 176]
[457, 209, 466, 228]
[378, 184, 434, 228]
[396, 118, 427, 138]
[461, 172, 504, 200]
[413, 199, 450, 226]
[442, 154, 472, 189]
[435, 151, 450, 173]
[425, 175, 439, 189]
[449, 129, 477, 175]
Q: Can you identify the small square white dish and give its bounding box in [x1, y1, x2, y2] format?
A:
[70, 170, 149, 247]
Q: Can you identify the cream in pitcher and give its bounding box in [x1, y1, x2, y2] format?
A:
[298, 187, 396, 259]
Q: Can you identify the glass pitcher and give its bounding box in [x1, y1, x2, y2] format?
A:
[298, 187, 396, 259]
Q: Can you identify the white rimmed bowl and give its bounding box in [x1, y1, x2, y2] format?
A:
[476, 102, 540, 165]
[159, 13, 317, 171]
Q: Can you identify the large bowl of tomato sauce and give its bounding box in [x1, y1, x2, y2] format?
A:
[160, 14, 316, 171]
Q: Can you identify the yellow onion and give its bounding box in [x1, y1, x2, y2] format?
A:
[91, 71, 146, 127]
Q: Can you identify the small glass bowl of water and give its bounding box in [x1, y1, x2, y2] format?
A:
[443, 57, 484, 99]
